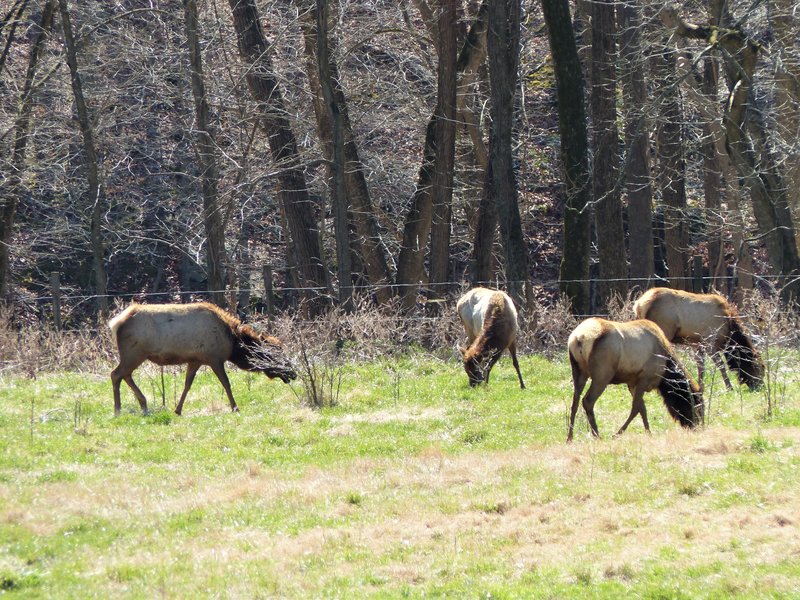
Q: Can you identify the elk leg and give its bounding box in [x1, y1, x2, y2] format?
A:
[509, 342, 525, 389]
[639, 398, 650, 432]
[111, 361, 148, 415]
[209, 361, 239, 413]
[581, 379, 609, 439]
[123, 375, 149, 414]
[567, 357, 587, 442]
[616, 387, 648, 436]
[175, 362, 200, 416]
[111, 366, 124, 416]
[695, 350, 706, 393]
[712, 351, 732, 390]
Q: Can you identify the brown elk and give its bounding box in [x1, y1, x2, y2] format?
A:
[567, 317, 703, 442]
[634, 287, 764, 391]
[109, 302, 296, 415]
[457, 287, 525, 389]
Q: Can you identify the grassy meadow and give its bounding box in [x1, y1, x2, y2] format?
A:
[1, 343, 800, 598]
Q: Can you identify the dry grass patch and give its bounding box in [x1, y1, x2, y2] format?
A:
[2, 422, 800, 595]
[332, 407, 445, 425]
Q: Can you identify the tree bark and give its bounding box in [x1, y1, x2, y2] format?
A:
[314, 0, 352, 307]
[297, 0, 392, 304]
[0, 0, 54, 304]
[471, 159, 497, 287]
[228, 0, 330, 315]
[771, 0, 800, 226]
[0, 0, 30, 75]
[58, 0, 109, 318]
[617, 0, 654, 292]
[483, 0, 530, 309]
[184, 0, 227, 308]
[396, 117, 436, 312]
[662, 7, 800, 299]
[540, 0, 591, 314]
[428, 0, 458, 298]
[590, 0, 626, 305]
[652, 31, 689, 290]
[397, 2, 490, 311]
[674, 49, 754, 301]
[455, 0, 489, 231]
[700, 58, 725, 293]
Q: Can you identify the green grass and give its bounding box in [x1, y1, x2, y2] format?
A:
[1, 353, 799, 598]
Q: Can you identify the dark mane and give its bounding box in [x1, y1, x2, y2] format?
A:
[199, 302, 283, 348]
[197, 301, 243, 329]
[463, 297, 505, 364]
[657, 355, 703, 428]
[457, 288, 525, 389]
[724, 309, 764, 390]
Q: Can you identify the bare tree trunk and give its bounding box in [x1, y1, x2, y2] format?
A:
[541, 0, 591, 314]
[483, 0, 530, 309]
[652, 32, 689, 290]
[771, 0, 800, 226]
[414, 0, 489, 190]
[674, 49, 754, 301]
[396, 118, 436, 311]
[313, 0, 352, 307]
[184, 0, 227, 308]
[228, 0, 330, 315]
[58, 0, 109, 318]
[296, 0, 392, 304]
[428, 0, 458, 298]
[618, 0, 654, 292]
[590, 0, 626, 305]
[397, 3, 490, 311]
[700, 58, 725, 293]
[0, 0, 30, 75]
[0, 0, 54, 304]
[664, 7, 800, 300]
[455, 0, 489, 232]
[723, 42, 800, 300]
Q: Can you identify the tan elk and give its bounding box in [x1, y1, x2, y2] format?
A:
[634, 287, 764, 391]
[567, 317, 703, 442]
[457, 287, 525, 388]
[109, 302, 296, 415]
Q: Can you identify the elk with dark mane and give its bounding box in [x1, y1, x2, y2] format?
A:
[457, 287, 525, 389]
[567, 317, 703, 442]
[634, 287, 763, 391]
[109, 302, 296, 415]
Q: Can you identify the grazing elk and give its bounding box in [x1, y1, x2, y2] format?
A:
[109, 302, 296, 415]
[634, 287, 764, 391]
[567, 317, 703, 442]
[457, 287, 525, 389]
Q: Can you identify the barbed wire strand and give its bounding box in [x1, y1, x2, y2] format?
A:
[16, 271, 794, 305]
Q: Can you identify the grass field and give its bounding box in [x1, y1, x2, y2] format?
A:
[1, 349, 800, 598]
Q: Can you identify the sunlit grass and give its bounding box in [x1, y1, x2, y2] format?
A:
[1, 351, 799, 597]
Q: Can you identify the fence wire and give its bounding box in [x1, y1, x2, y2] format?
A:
[13, 271, 794, 305]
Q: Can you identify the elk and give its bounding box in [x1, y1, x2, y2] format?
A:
[634, 287, 764, 391]
[109, 302, 296, 415]
[457, 287, 525, 389]
[567, 317, 703, 442]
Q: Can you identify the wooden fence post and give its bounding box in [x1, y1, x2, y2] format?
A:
[692, 255, 704, 293]
[50, 272, 61, 331]
[262, 265, 274, 316]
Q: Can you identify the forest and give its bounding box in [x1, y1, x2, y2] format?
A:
[3, 2, 800, 596]
[1, 0, 799, 326]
